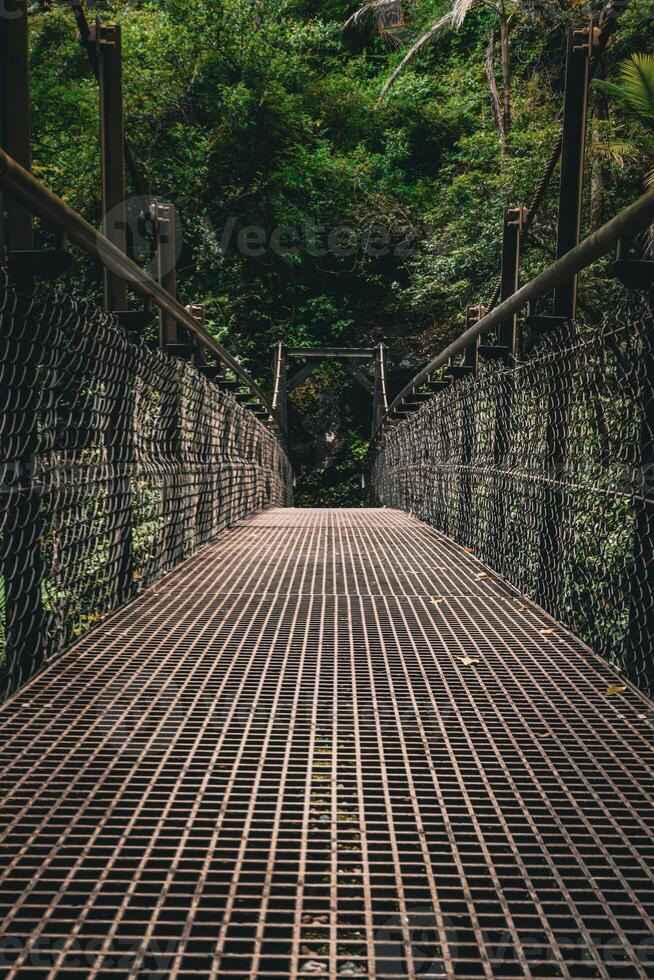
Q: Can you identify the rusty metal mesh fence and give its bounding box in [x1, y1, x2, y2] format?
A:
[0, 267, 293, 698]
[373, 297, 654, 698]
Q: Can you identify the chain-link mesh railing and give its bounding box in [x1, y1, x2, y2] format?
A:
[373, 296, 654, 697]
[0, 267, 293, 698]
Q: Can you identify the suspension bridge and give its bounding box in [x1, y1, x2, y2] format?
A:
[0, 1, 653, 977]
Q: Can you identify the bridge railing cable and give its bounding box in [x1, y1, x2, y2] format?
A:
[378, 187, 654, 419]
[0, 4, 293, 699]
[370, 0, 654, 696]
[372, 185, 654, 696]
[0, 266, 293, 698]
[0, 149, 278, 423]
[372, 290, 654, 696]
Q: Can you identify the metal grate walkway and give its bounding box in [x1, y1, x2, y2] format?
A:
[0, 508, 653, 979]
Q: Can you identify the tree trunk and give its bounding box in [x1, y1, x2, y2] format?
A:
[485, 29, 507, 157]
[499, 11, 511, 147]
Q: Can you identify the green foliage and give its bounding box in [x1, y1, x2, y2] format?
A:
[595, 53, 654, 188]
[26, 0, 651, 502]
[596, 53, 654, 128]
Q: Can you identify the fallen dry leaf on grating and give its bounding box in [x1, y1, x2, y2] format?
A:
[459, 656, 479, 666]
[475, 572, 490, 580]
[463, 547, 474, 553]
[431, 597, 445, 605]
[606, 684, 626, 697]
[539, 628, 555, 635]
[516, 605, 529, 612]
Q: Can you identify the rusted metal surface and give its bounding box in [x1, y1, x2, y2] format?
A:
[0, 508, 653, 978]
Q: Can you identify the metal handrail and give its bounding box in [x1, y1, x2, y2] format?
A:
[0, 148, 277, 422]
[375, 185, 654, 439]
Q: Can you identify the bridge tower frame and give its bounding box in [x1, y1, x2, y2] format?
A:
[271, 343, 388, 441]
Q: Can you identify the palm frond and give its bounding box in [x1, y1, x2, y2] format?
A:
[589, 139, 639, 166]
[646, 163, 654, 190]
[344, 0, 404, 30]
[619, 53, 654, 125]
[377, 10, 456, 103]
[594, 53, 654, 131]
[381, 28, 404, 50]
[451, 0, 475, 30]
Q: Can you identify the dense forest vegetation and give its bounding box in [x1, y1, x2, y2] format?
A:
[28, 0, 654, 502]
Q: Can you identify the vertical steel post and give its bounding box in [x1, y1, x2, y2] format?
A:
[372, 343, 387, 438]
[0, 0, 48, 694]
[370, 344, 388, 501]
[151, 202, 182, 568]
[105, 347, 135, 610]
[458, 320, 481, 545]
[93, 21, 128, 312]
[151, 202, 179, 349]
[493, 206, 525, 572]
[273, 341, 288, 437]
[92, 20, 134, 610]
[552, 23, 596, 319]
[0, 0, 32, 255]
[537, 23, 596, 610]
[187, 303, 212, 547]
[187, 303, 207, 368]
[278, 344, 288, 438]
[498, 206, 526, 356]
[463, 330, 480, 375]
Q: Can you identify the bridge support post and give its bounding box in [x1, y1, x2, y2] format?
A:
[152, 202, 180, 350]
[93, 20, 128, 313]
[493, 206, 526, 572]
[498, 206, 527, 356]
[537, 23, 595, 611]
[151, 202, 183, 567]
[0, 1, 48, 694]
[272, 342, 288, 437]
[187, 304, 207, 368]
[372, 344, 388, 438]
[186, 304, 215, 547]
[553, 23, 597, 321]
[0, 0, 32, 259]
[93, 20, 135, 609]
[457, 328, 480, 545]
[105, 349, 135, 610]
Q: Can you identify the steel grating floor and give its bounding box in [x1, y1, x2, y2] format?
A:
[0, 507, 653, 979]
